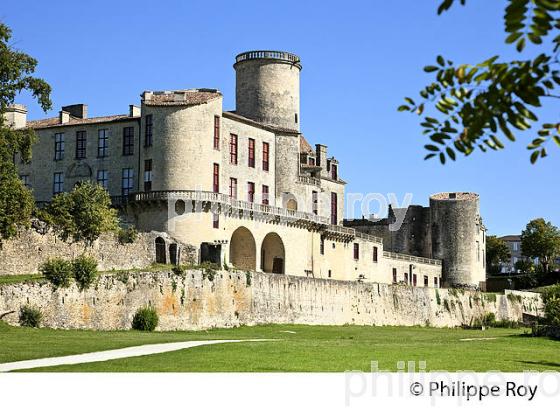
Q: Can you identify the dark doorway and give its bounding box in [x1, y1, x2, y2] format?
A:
[169, 243, 178, 265]
[272, 257, 284, 274]
[201, 242, 221, 265]
[155, 237, 166, 264]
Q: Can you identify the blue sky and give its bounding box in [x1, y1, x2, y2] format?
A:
[3, 0, 559, 236]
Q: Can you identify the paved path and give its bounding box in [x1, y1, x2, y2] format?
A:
[0, 339, 271, 372]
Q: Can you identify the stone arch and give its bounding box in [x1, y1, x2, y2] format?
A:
[260, 232, 285, 274]
[155, 237, 167, 264]
[229, 227, 256, 271]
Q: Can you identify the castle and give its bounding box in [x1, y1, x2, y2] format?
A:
[5, 50, 486, 288]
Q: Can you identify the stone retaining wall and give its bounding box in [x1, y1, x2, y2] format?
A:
[0, 270, 542, 330]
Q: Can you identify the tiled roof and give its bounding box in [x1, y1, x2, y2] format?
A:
[500, 235, 521, 241]
[142, 89, 222, 106]
[300, 135, 314, 154]
[27, 114, 137, 130]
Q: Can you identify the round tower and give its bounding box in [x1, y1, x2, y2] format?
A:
[430, 192, 485, 288]
[234, 50, 301, 131]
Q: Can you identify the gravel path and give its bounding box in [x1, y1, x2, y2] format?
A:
[0, 339, 271, 372]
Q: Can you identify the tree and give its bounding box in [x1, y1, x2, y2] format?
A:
[521, 218, 560, 272]
[486, 235, 511, 273]
[0, 23, 51, 243]
[399, 0, 560, 164]
[42, 181, 119, 247]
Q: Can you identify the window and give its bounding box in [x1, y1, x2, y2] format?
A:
[513, 242, 519, 251]
[328, 269, 332, 278]
[392, 268, 397, 283]
[53, 172, 64, 194]
[330, 192, 338, 225]
[353, 243, 359, 260]
[262, 185, 269, 205]
[229, 177, 237, 199]
[144, 159, 153, 192]
[308, 157, 315, 166]
[54, 133, 64, 160]
[434, 277, 438, 287]
[213, 116, 220, 150]
[320, 236, 325, 255]
[312, 190, 318, 215]
[75, 131, 86, 159]
[213, 214, 219, 229]
[295, 113, 298, 124]
[121, 168, 134, 196]
[20, 175, 31, 188]
[413, 274, 417, 287]
[213, 163, 219, 193]
[424, 275, 429, 287]
[96, 170, 108, 189]
[230, 134, 238, 164]
[97, 129, 109, 158]
[371, 246, 377, 262]
[247, 182, 255, 203]
[144, 114, 153, 147]
[248, 138, 255, 168]
[331, 163, 338, 180]
[404, 272, 408, 283]
[262, 142, 269, 171]
[123, 127, 134, 156]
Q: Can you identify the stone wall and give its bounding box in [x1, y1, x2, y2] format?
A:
[0, 230, 195, 276]
[0, 270, 541, 331]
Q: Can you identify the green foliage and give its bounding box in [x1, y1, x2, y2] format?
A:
[484, 293, 497, 303]
[72, 255, 97, 291]
[514, 259, 535, 274]
[507, 293, 523, 304]
[544, 297, 560, 327]
[443, 299, 450, 311]
[435, 289, 441, 305]
[117, 226, 138, 245]
[521, 218, 560, 273]
[486, 235, 512, 273]
[541, 283, 560, 302]
[42, 181, 119, 246]
[18, 305, 42, 328]
[246, 271, 252, 286]
[399, 0, 560, 164]
[172, 265, 185, 277]
[0, 23, 51, 243]
[131, 306, 159, 331]
[40, 258, 73, 288]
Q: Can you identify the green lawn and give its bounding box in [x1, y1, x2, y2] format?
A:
[1, 322, 559, 372]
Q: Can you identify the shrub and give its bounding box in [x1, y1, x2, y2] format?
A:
[541, 284, 560, 303]
[172, 265, 185, 277]
[118, 226, 138, 245]
[18, 305, 42, 328]
[246, 271, 252, 286]
[131, 306, 159, 331]
[544, 297, 560, 327]
[40, 258, 73, 288]
[435, 289, 441, 305]
[72, 255, 98, 290]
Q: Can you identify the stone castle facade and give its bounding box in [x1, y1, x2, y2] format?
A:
[5, 50, 486, 288]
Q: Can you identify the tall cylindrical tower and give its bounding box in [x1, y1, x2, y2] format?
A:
[234, 50, 301, 131]
[430, 192, 484, 288]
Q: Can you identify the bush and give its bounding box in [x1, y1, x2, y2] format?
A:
[40, 258, 73, 288]
[118, 226, 138, 245]
[172, 265, 185, 277]
[544, 297, 560, 327]
[131, 306, 159, 331]
[72, 255, 98, 290]
[18, 305, 42, 328]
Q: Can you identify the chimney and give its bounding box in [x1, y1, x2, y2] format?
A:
[3, 104, 27, 128]
[315, 144, 328, 176]
[61, 104, 88, 119]
[59, 110, 70, 124]
[129, 105, 141, 117]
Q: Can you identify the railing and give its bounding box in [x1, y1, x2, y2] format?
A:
[297, 175, 321, 187]
[235, 50, 301, 65]
[383, 251, 442, 266]
[132, 190, 328, 224]
[355, 231, 384, 244]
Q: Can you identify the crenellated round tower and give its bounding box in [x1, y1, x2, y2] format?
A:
[430, 192, 486, 288]
[234, 50, 301, 131]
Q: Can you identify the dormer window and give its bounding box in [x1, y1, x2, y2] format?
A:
[331, 163, 338, 180]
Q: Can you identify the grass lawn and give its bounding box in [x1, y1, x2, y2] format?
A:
[1, 322, 559, 372]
